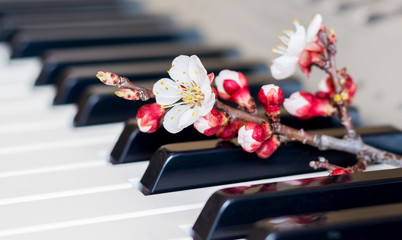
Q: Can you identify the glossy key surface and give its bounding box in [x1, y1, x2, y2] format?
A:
[140, 126, 402, 195]
[248, 202, 402, 240]
[192, 167, 402, 240]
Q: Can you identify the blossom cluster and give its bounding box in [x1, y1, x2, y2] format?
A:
[96, 13, 359, 175]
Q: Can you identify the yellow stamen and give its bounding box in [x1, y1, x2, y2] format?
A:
[171, 117, 174, 120]
[195, 71, 198, 74]
[333, 94, 341, 102]
[161, 82, 164, 85]
[165, 87, 168, 90]
[192, 112, 195, 116]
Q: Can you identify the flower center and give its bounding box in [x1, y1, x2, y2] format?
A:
[181, 85, 204, 107]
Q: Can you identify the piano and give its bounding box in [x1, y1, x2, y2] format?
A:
[1, 1, 401, 239]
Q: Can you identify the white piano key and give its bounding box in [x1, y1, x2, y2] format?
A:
[0, 163, 395, 239]
[0, 162, 148, 202]
[0, 43, 11, 65]
[0, 168, 354, 230]
[0, 58, 42, 85]
[0, 143, 111, 176]
[0, 84, 54, 102]
[0, 123, 123, 155]
[0, 106, 76, 134]
[0, 208, 198, 240]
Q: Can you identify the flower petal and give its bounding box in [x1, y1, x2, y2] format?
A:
[178, 105, 202, 130]
[200, 93, 215, 116]
[287, 21, 306, 56]
[163, 104, 191, 133]
[271, 55, 299, 80]
[153, 78, 182, 105]
[188, 55, 208, 85]
[306, 14, 322, 42]
[168, 55, 191, 84]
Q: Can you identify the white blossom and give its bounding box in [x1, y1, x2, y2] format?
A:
[153, 55, 215, 133]
[271, 14, 322, 79]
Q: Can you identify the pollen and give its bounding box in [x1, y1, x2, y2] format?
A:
[167, 70, 170, 73]
[178, 109, 180, 112]
[333, 94, 341, 102]
[165, 87, 168, 90]
[195, 71, 198, 74]
[183, 72, 186, 74]
[161, 82, 164, 85]
[171, 117, 174, 120]
[156, 92, 159, 94]
[292, 18, 298, 24]
[192, 112, 195, 116]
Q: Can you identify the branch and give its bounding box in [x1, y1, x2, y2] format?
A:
[214, 99, 402, 169]
[319, 30, 356, 138]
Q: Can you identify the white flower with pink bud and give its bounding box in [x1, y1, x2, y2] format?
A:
[152, 55, 215, 134]
[215, 70, 255, 112]
[194, 108, 228, 136]
[271, 14, 324, 79]
[283, 91, 335, 120]
[237, 122, 271, 153]
[257, 84, 285, 115]
[136, 103, 166, 133]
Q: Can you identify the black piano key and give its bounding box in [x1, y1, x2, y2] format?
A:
[110, 118, 216, 164]
[192, 167, 402, 240]
[0, 0, 138, 17]
[36, 42, 238, 85]
[0, 10, 148, 41]
[248, 202, 402, 240]
[74, 74, 300, 126]
[139, 126, 402, 195]
[9, 20, 198, 58]
[53, 58, 268, 105]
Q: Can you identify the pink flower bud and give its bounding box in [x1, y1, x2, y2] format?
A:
[96, 71, 120, 86]
[215, 70, 252, 107]
[136, 103, 166, 133]
[316, 75, 357, 103]
[298, 42, 324, 77]
[284, 92, 335, 120]
[194, 108, 228, 136]
[255, 136, 281, 158]
[257, 84, 284, 115]
[237, 122, 271, 153]
[216, 120, 245, 141]
[115, 89, 141, 100]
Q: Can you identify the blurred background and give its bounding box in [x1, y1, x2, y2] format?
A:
[140, 0, 402, 129]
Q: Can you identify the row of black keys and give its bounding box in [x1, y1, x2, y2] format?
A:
[2, 1, 402, 239]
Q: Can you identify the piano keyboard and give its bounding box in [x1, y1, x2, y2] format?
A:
[1, 1, 401, 239]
